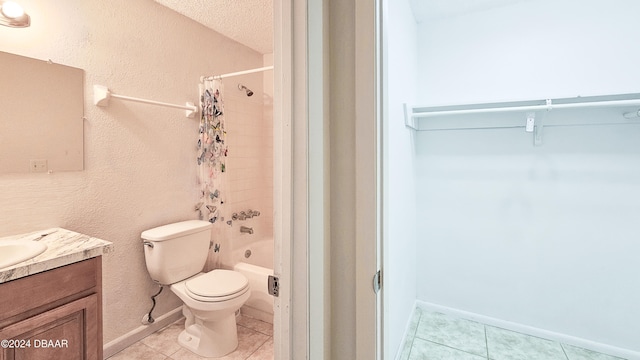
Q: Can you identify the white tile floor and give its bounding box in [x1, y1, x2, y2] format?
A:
[108, 315, 273, 360]
[399, 307, 627, 360]
[110, 307, 626, 360]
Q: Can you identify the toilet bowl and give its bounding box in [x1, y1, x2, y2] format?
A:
[170, 270, 251, 357]
[141, 220, 251, 357]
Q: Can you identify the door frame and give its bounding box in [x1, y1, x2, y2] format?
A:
[274, 0, 316, 359]
[355, 0, 382, 359]
[274, 0, 381, 358]
[272, 0, 295, 359]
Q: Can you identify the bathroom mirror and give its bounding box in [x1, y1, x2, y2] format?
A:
[0, 51, 84, 174]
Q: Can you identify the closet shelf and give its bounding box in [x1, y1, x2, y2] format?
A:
[404, 93, 640, 136]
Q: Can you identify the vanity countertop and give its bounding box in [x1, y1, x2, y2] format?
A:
[0, 228, 113, 284]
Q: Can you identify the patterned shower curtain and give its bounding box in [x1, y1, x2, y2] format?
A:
[197, 79, 228, 231]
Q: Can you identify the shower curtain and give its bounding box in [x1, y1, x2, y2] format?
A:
[197, 79, 228, 255]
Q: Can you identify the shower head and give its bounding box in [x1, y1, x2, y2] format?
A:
[238, 84, 254, 97]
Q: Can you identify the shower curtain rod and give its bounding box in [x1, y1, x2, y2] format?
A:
[200, 65, 274, 82]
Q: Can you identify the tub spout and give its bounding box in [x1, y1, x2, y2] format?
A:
[240, 226, 254, 234]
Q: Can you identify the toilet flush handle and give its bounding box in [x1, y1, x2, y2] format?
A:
[143, 241, 154, 249]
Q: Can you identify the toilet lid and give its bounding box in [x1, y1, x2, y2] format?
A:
[185, 270, 248, 298]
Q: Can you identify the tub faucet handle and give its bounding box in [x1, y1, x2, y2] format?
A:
[233, 212, 247, 220]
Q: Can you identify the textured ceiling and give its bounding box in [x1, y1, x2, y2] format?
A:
[410, 0, 534, 22]
[154, 0, 273, 55]
[154, 0, 530, 53]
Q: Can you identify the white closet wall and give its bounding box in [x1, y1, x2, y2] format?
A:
[413, 0, 640, 354]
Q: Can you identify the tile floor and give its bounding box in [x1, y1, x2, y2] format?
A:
[399, 307, 627, 360]
[108, 315, 273, 360]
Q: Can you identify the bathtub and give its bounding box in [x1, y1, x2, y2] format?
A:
[234, 238, 273, 269]
[233, 239, 274, 323]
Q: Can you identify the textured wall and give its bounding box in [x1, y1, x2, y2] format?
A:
[0, 0, 263, 343]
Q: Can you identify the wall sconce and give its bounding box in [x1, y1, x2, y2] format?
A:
[0, 1, 30, 28]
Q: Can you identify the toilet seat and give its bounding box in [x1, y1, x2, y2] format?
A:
[185, 270, 249, 302]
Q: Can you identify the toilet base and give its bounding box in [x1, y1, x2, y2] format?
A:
[177, 307, 239, 358]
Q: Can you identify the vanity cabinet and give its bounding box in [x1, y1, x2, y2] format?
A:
[0, 257, 102, 360]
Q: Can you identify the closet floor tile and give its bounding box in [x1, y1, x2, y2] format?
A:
[409, 338, 487, 360]
[562, 343, 627, 360]
[400, 307, 628, 360]
[485, 325, 567, 360]
[415, 311, 488, 357]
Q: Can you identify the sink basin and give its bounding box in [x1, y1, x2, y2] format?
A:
[0, 240, 48, 269]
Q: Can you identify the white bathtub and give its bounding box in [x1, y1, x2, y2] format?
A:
[233, 239, 274, 323]
[234, 239, 273, 269]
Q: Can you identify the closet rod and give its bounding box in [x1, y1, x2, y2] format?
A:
[411, 98, 640, 118]
[413, 122, 640, 132]
[93, 85, 197, 118]
[200, 65, 274, 82]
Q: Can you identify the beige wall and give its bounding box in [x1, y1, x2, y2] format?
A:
[327, 0, 379, 358]
[329, 0, 357, 357]
[0, 0, 263, 344]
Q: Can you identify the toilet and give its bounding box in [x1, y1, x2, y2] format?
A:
[141, 220, 250, 358]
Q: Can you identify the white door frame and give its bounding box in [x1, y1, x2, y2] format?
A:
[274, 0, 331, 358]
[272, 0, 292, 358]
[272, 0, 298, 359]
[273, 0, 319, 359]
[274, 0, 380, 358]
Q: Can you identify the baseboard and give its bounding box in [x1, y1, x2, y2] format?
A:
[241, 305, 274, 324]
[416, 300, 640, 360]
[103, 307, 183, 359]
[394, 301, 419, 360]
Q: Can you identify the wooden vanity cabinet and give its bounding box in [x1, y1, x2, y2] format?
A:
[0, 257, 103, 360]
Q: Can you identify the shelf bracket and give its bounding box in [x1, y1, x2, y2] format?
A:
[403, 103, 419, 131]
[525, 113, 535, 132]
[534, 116, 544, 146]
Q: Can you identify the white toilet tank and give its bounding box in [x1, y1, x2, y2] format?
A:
[141, 220, 213, 285]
